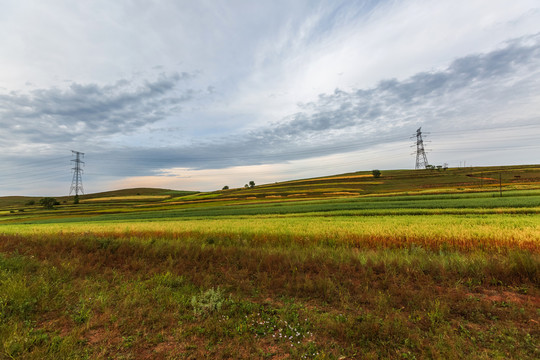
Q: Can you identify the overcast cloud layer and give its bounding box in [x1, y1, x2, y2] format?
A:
[1, 0, 539, 195]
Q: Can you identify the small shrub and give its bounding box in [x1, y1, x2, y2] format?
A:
[372, 169, 381, 178]
[39, 197, 57, 209]
[191, 287, 225, 316]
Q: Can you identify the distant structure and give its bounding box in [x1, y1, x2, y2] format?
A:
[414, 127, 429, 169]
[69, 150, 85, 196]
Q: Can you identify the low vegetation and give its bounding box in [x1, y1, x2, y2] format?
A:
[0, 165, 539, 359]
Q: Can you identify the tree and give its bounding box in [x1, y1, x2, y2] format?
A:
[372, 169, 381, 178]
[73, 195, 80, 204]
[39, 197, 57, 209]
[249, 181, 255, 188]
[222, 185, 229, 190]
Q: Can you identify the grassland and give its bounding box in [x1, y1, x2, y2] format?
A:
[0, 165, 539, 359]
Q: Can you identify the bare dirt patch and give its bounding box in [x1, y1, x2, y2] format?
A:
[467, 289, 540, 306]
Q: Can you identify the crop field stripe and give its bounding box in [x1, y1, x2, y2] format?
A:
[3, 213, 540, 253]
[11, 191, 540, 225]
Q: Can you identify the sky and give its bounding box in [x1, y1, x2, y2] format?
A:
[1, 0, 539, 196]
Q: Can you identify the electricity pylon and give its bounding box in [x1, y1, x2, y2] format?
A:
[69, 150, 85, 196]
[414, 127, 429, 169]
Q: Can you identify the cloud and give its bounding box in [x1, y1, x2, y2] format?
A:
[61, 32, 538, 182]
[1, 2, 540, 195]
[2, 32, 539, 183]
[0, 72, 194, 145]
[173, 34, 540, 164]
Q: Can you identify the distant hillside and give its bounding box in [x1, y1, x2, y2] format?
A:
[176, 164, 540, 203]
[1, 165, 539, 213]
[79, 188, 197, 200]
[0, 188, 197, 209]
[0, 196, 39, 208]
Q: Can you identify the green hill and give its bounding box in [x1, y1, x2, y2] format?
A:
[1, 164, 539, 223]
[170, 164, 540, 203]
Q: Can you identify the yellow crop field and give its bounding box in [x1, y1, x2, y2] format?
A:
[83, 195, 171, 202]
[278, 174, 374, 184]
[3, 213, 539, 253]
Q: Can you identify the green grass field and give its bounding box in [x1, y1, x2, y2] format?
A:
[0, 165, 539, 359]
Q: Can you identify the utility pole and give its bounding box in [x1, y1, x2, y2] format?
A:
[414, 127, 429, 169]
[69, 150, 85, 196]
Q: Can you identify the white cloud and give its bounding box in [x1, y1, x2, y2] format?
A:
[1, 0, 540, 195]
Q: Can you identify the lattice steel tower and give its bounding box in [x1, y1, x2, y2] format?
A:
[69, 150, 85, 196]
[414, 127, 429, 169]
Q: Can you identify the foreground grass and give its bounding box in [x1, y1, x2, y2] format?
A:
[1, 225, 539, 359]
